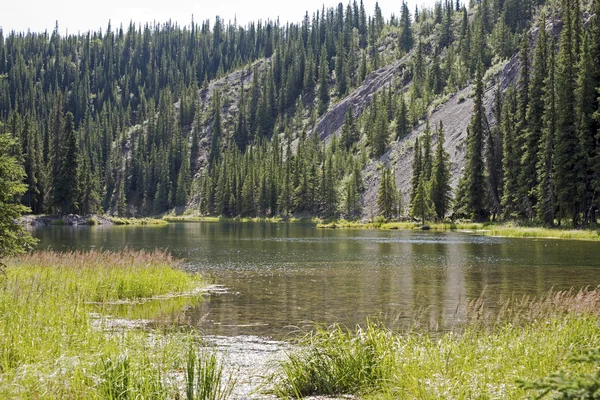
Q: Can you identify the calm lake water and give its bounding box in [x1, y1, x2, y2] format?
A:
[33, 222, 600, 338]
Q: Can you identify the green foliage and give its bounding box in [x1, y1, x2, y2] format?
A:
[519, 349, 600, 399]
[0, 249, 205, 397]
[0, 133, 37, 261]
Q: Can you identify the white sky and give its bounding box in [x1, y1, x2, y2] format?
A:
[3, 0, 437, 35]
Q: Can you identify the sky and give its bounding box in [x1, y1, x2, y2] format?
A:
[3, 0, 437, 35]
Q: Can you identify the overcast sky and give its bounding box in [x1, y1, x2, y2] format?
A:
[3, 0, 437, 35]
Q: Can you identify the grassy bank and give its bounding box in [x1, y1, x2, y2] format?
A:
[108, 217, 169, 226]
[163, 215, 321, 224]
[0, 249, 234, 398]
[270, 288, 600, 399]
[318, 219, 600, 240]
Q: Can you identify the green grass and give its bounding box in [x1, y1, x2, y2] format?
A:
[318, 219, 600, 241]
[269, 287, 600, 399]
[109, 217, 169, 226]
[164, 215, 322, 224]
[0, 249, 231, 398]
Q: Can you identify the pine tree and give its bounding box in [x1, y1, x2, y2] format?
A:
[341, 108, 357, 150]
[421, 121, 433, 181]
[377, 166, 397, 220]
[116, 176, 127, 217]
[516, 32, 532, 218]
[318, 46, 330, 115]
[0, 133, 37, 261]
[487, 85, 503, 219]
[520, 15, 548, 218]
[54, 112, 79, 214]
[554, 0, 580, 224]
[455, 62, 488, 221]
[537, 36, 557, 225]
[501, 88, 520, 219]
[399, 1, 413, 53]
[430, 121, 452, 220]
[336, 35, 348, 96]
[234, 81, 249, 151]
[209, 91, 222, 167]
[411, 176, 433, 223]
[575, 32, 596, 224]
[592, 0, 600, 214]
[410, 137, 422, 207]
[395, 94, 410, 140]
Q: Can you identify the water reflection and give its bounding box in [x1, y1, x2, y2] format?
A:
[33, 222, 600, 338]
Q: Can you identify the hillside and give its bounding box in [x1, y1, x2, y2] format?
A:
[2, 0, 600, 226]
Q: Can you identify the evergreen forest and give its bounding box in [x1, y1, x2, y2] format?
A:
[1, 0, 600, 227]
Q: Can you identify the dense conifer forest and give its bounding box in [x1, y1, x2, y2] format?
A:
[1, 0, 599, 226]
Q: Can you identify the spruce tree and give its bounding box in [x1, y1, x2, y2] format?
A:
[410, 137, 422, 207]
[0, 133, 37, 261]
[395, 94, 410, 140]
[377, 166, 397, 220]
[54, 112, 79, 214]
[554, 0, 580, 224]
[430, 121, 452, 220]
[575, 32, 596, 224]
[537, 36, 557, 225]
[209, 91, 222, 168]
[520, 15, 548, 218]
[318, 46, 330, 115]
[411, 176, 433, 223]
[516, 32, 532, 217]
[455, 62, 488, 221]
[501, 88, 520, 219]
[487, 85, 503, 219]
[421, 121, 433, 181]
[399, 1, 413, 53]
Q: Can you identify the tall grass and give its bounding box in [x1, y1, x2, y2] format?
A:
[7, 249, 201, 301]
[185, 347, 236, 400]
[0, 249, 215, 398]
[269, 287, 600, 399]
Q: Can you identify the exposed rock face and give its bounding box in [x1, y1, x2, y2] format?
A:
[312, 57, 409, 141]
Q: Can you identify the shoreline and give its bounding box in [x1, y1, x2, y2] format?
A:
[317, 220, 600, 241]
[21, 213, 600, 241]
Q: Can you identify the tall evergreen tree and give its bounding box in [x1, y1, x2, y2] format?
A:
[455, 62, 488, 221]
[398, 1, 414, 53]
[409, 137, 422, 208]
[537, 36, 557, 225]
[520, 15, 548, 218]
[209, 91, 222, 167]
[318, 46, 330, 115]
[54, 112, 79, 214]
[554, 0, 580, 224]
[430, 121, 452, 220]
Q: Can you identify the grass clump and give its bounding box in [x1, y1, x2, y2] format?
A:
[0, 249, 210, 398]
[270, 288, 600, 399]
[185, 347, 236, 400]
[271, 322, 396, 398]
[109, 217, 169, 226]
[7, 249, 202, 302]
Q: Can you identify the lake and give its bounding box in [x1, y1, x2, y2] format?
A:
[33, 222, 600, 338]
